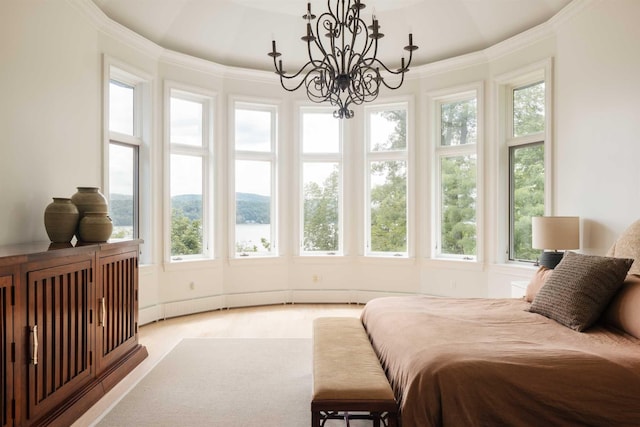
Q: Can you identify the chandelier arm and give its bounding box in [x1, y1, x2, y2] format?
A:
[346, 15, 368, 72]
[366, 52, 414, 78]
[318, 11, 341, 74]
[364, 61, 407, 91]
[274, 59, 335, 92]
[305, 77, 331, 103]
[355, 36, 378, 70]
[351, 68, 379, 103]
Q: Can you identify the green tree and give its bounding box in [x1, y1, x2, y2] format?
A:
[303, 167, 339, 251]
[370, 110, 407, 253]
[171, 207, 202, 256]
[440, 155, 476, 255]
[514, 82, 545, 137]
[512, 144, 544, 261]
[439, 99, 477, 256]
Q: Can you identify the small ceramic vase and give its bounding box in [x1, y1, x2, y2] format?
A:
[78, 212, 113, 242]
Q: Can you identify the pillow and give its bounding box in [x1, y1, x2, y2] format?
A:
[525, 266, 553, 302]
[607, 219, 640, 275]
[603, 274, 640, 339]
[529, 251, 633, 332]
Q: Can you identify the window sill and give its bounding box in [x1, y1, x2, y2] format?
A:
[488, 262, 538, 276]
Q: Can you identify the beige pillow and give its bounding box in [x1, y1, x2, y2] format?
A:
[603, 274, 640, 339]
[607, 219, 640, 275]
[525, 266, 553, 302]
[529, 252, 633, 332]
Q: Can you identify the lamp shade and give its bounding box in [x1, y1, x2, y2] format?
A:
[532, 216, 580, 250]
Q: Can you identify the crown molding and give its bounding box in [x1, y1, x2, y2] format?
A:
[68, 0, 278, 84]
[160, 50, 276, 84]
[68, 0, 163, 60]
[549, 0, 599, 29]
[69, 0, 594, 82]
[410, 0, 594, 78]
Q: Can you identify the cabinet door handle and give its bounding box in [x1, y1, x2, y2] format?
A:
[99, 297, 106, 327]
[31, 325, 38, 365]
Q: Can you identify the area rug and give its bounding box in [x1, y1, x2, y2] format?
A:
[96, 338, 370, 427]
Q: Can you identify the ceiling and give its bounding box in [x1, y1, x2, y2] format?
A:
[91, 0, 572, 72]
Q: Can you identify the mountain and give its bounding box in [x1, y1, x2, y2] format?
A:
[108, 192, 270, 225]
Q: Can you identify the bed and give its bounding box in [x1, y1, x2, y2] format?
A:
[360, 221, 640, 427]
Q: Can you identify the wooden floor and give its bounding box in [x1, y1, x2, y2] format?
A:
[75, 303, 363, 426]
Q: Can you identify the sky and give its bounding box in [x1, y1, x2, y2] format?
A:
[110, 82, 402, 198]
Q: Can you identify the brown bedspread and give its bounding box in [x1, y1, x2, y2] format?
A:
[361, 296, 640, 427]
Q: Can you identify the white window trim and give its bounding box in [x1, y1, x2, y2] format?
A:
[103, 55, 153, 264]
[297, 105, 345, 256]
[494, 58, 553, 265]
[428, 82, 484, 262]
[229, 97, 280, 259]
[363, 99, 414, 258]
[164, 81, 216, 264]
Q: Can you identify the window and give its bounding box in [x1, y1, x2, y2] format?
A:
[508, 80, 546, 262]
[168, 88, 214, 261]
[434, 92, 478, 259]
[232, 102, 277, 257]
[106, 63, 151, 265]
[300, 108, 343, 255]
[108, 77, 139, 241]
[365, 104, 409, 256]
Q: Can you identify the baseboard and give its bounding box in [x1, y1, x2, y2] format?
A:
[139, 289, 419, 324]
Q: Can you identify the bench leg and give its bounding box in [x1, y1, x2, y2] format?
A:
[311, 410, 320, 427]
[387, 412, 398, 427]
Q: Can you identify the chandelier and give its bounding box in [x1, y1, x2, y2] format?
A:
[268, 0, 418, 119]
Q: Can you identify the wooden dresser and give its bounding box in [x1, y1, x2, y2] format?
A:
[0, 240, 148, 427]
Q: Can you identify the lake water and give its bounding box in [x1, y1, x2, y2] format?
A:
[236, 223, 271, 252]
[114, 224, 272, 253]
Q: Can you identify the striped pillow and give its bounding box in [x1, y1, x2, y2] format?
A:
[529, 251, 633, 332]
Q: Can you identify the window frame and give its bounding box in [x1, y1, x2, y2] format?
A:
[165, 84, 216, 263]
[495, 59, 553, 265]
[298, 106, 344, 256]
[431, 86, 482, 261]
[363, 101, 412, 258]
[229, 99, 279, 259]
[103, 57, 152, 264]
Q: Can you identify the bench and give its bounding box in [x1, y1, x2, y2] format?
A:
[312, 317, 398, 427]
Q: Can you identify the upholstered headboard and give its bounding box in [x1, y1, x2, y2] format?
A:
[607, 219, 640, 276]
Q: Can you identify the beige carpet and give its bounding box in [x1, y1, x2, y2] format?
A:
[96, 338, 370, 427]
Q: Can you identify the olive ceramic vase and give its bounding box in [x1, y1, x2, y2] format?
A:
[71, 187, 109, 241]
[44, 197, 80, 243]
[78, 212, 113, 242]
[71, 187, 108, 217]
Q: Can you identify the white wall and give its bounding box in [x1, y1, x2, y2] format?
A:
[0, 1, 101, 243]
[555, 0, 640, 253]
[2, 0, 638, 321]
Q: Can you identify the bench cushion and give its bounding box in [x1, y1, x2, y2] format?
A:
[312, 317, 395, 403]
